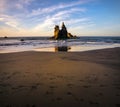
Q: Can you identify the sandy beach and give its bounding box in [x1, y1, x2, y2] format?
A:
[0, 47, 120, 107]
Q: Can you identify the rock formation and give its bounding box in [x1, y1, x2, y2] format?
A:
[54, 25, 60, 39]
[51, 22, 76, 40]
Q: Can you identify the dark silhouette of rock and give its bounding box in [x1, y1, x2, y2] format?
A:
[51, 22, 77, 40]
[58, 22, 68, 39]
[68, 33, 73, 38]
[4, 36, 8, 39]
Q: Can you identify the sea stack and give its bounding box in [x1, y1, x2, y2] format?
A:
[52, 22, 76, 40]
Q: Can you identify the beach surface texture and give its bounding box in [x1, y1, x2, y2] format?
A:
[0, 47, 120, 107]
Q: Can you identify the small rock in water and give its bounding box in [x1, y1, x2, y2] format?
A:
[20, 39, 24, 41]
[4, 36, 8, 39]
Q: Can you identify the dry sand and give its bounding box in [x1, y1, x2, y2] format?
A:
[0, 47, 120, 107]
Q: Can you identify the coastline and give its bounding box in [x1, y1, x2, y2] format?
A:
[0, 47, 120, 107]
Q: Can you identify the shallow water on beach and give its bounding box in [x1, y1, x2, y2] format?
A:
[0, 36, 120, 53]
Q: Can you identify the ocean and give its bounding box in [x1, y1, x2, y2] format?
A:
[0, 36, 120, 53]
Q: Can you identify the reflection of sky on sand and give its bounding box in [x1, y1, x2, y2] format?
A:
[68, 45, 119, 52]
[34, 46, 71, 52]
[0, 45, 33, 53]
[34, 47, 55, 52]
[33, 44, 120, 52]
[0, 44, 120, 53]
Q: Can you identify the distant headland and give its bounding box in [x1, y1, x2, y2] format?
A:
[51, 22, 77, 40]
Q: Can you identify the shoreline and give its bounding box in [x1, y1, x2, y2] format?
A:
[0, 47, 120, 107]
[0, 45, 120, 53]
[0, 36, 120, 53]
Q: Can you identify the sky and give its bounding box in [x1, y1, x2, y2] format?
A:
[0, 0, 120, 37]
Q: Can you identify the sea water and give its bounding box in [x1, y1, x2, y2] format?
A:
[0, 36, 120, 53]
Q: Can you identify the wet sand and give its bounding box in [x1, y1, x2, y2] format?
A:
[0, 47, 120, 107]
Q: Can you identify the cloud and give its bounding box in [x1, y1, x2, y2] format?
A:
[0, 14, 20, 30]
[0, 0, 34, 14]
[33, 7, 87, 31]
[15, 0, 34, 9]
[65, 18, 90, 25]
[53, 8, 86, 18]
[30, 0, 92, 16]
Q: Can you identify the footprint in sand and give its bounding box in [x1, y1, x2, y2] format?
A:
[31, 85, 37, 89]
[83, 85, 91, 88]
[6, 76, 11, 79]
[67, 91, 72, 95]
[31, 83, 41, 90]
[67, 92, 79, 102]
[49, 77, 56, 80]
[67, 83, 74, 88]
[46, 91, 54, 95]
